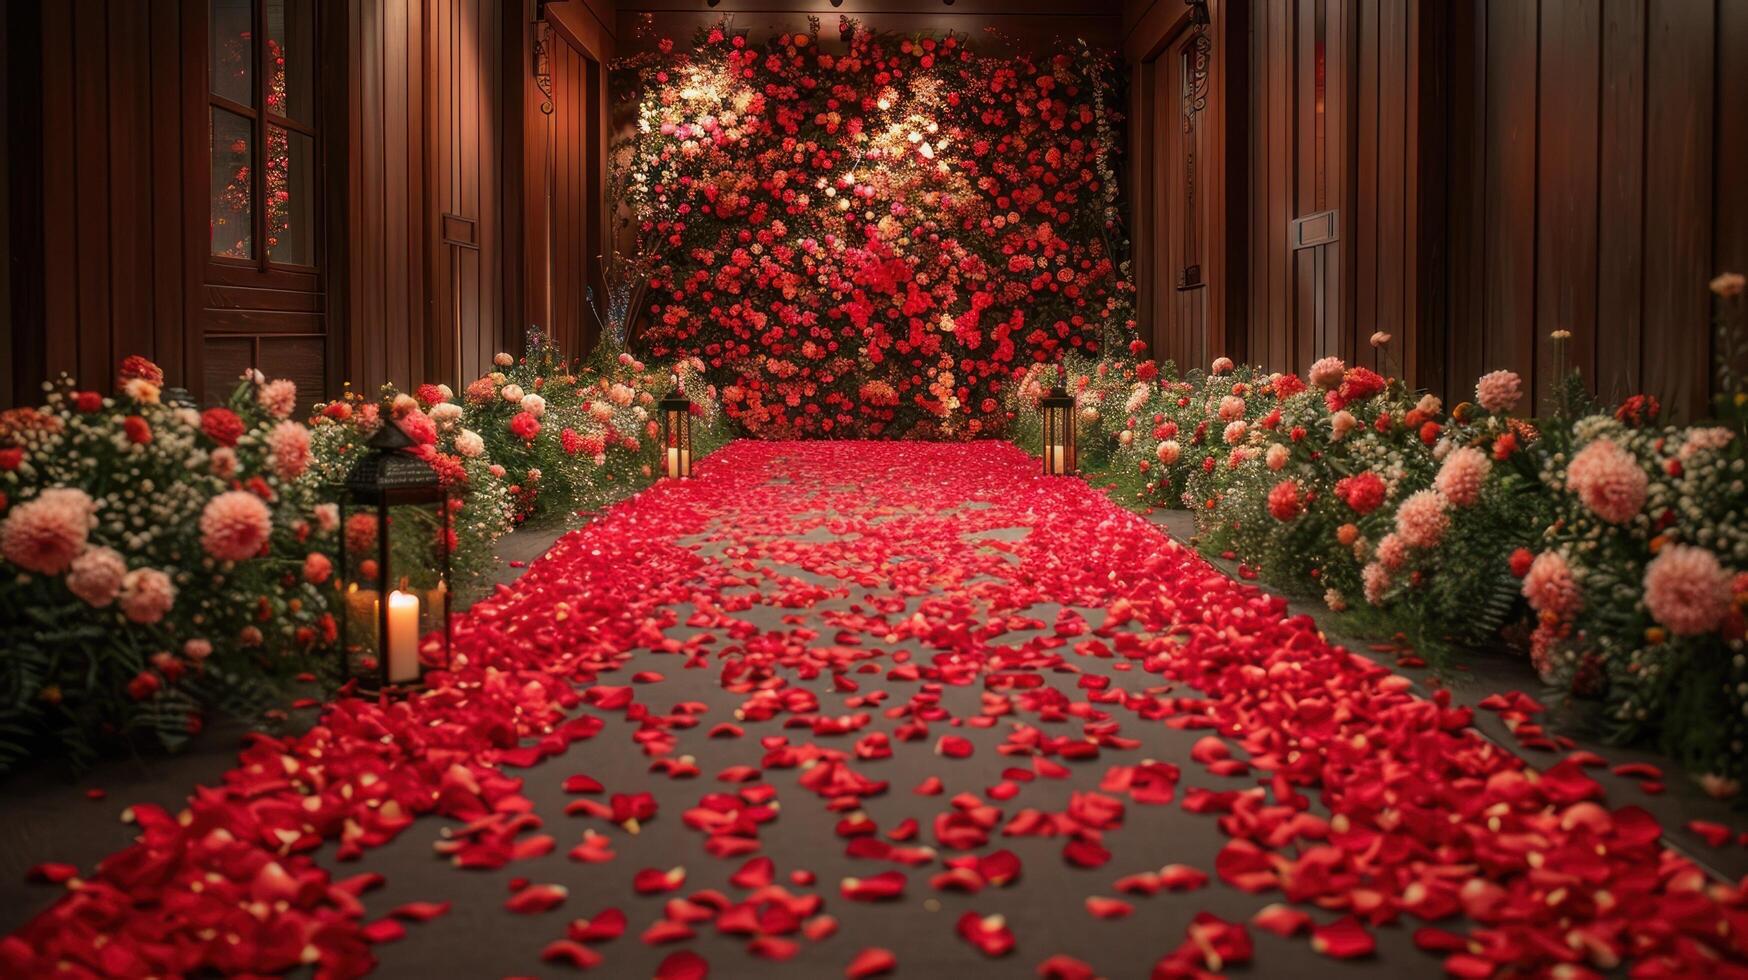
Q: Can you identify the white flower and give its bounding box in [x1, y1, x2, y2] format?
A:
[501, 383, 525, 404]
[494, 352, 514, 367]
[455, 429, 486, 458]
[520, 393, 547, 418]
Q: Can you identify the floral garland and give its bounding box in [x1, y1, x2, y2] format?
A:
[614, 19, 1134, 439]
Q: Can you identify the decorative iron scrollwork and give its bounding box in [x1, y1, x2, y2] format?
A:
[533, 20, 554, 115]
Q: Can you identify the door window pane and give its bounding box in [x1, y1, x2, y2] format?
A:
[210, 0, 254, 106]
[266, 126, 314, 264]
[266, 0, 315, 123]
[211, 107, 255, 258]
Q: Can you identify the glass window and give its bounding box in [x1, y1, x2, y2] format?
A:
[210, 0, 254, 106]
[210, 107, 255, 258]
[266, 127, 314, 264]
[266, 0, 314, 124]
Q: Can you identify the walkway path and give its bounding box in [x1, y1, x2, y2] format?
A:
[6, 442, 1744, 978]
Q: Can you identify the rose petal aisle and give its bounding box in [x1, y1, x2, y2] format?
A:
[7, 441, 1747, 978]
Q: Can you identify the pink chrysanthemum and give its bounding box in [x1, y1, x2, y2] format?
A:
[396, 410, 438, 447]
[1210, 356, 1235, 375]
[1566, 438, 1647, 524]
[119, 567, 175, 624]
[1308, 356, 1346, 389]
[1375, 533, 1409, 571]
[1222, 421, 1248, 445]
[266, 420, 312, 480]
[1394, 490, 1449, 549]
[200, 490, 272, 563]
[303, 551, 333, 586]
[1265, 443, 1290, 471]
[1643, 545, 1732, 637]
[1155, 440, 1180, 465]
[1434, 447, 1491, 508]
[66, 546, 127, 607]
[1523, 550, 1581, 619]
[1, 487, 96, 575]
[1362, 562, 1391, 605]
[1217, 395, 1246, 421]
[257, 379, 298, 419]
[1267, 480, 1303, 521]
[1474, 370, 1523, 414]
[345, 512, 377, 553]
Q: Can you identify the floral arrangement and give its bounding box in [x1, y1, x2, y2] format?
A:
[0, 359, 333, 771]
[459, 332, 731, 523]
[614, 17, 1135, 439]
[1033, 275, 1748, 789]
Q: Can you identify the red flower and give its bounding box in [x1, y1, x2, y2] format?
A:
[126, 671, 161, 701]
[73, 391, 103, 413]
[1334, 472, 1386, 515]
[1509, 547, 1535, 578]
[1267, 480, 1303, 521]
[117, 355, 164, 385]
[509, 411, 541, 442]
[1492, 432, 1519, 460]
[123, 415, 152, 445]
[0, 447, 22, 471]
[1273, 373, 1307, 399]
[200, 408, 245, 447]
[1418, 421, 1442, 445]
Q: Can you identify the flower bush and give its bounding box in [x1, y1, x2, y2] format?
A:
[1036, 277, 1748, 788]
[0, 361, 333, 770]
[0, 333, 729, 774]
[615, 19, 1135, 439]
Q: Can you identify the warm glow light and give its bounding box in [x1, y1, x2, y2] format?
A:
[386, 590, 420, 683]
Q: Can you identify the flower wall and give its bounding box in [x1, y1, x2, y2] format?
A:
[0, 338, 727, 774]
[616, 19, 1133, 439]
[1018, 277, 1748, 789]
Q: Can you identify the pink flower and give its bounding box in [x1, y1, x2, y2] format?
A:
[1210, 357, 1234, 375]
[345, 512, 378, 553]
[200, 491, 273, 563]
[119, 567, 175, 624]
[1308, 356, 1346, 389]
[1566, 438, 1647, 524]
[1217, 395, 1246, 420]
[210, 447, 238, 479]
[1222, 421, 1248, 445]
[1155, 440, 1180, 465]
[303, 551, 332, 585]
[66, 546, 127, 607]
[257, 379, 298, 419]
[397, 410, 438, 447]
[1329, 410, 1357, 441]
[266, 421, 312, 480]
[1474, 370, 1522, 414]
[1523, 550, 1581, 619]
[1434, 447, 1491, 508]
[1, 487, 96, 574]
[183, 638, 212, 661]
[1265, 444, 1290, 471]
[1375, 533, 1409, 571]
[1643, 545, 1732, 637]
[1393, 489, 1449, 549]
[1362, 562, 1391, 605]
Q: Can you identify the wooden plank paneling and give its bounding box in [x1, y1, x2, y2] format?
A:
[1719, 0, 1748, 397]
[1640, 0, 1714, 420]
[1481, 0, 1537, 390]
[1534, 0, 1600, 412]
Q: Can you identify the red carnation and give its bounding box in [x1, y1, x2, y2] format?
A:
[1273, 373, 1307, 400]
[1615, 394, 1661, 428]
[73, 391, 103, 413]
[323, 401, 353, 421]
[1492, 432, 1518, 461]
[1334, 472, 1386, 515]
[123, 415, 152, 445]
[1326, 367, 1386, 411]
[0, 447, 22, 472]
[200, 407, 245, 447]
[1267, 480, 1304, 522]
[1509, 547, 1535, 578]
[126, 671, 161, 701]
[416, 383, 446, 406]
[510, 411, 542, 442]
[1419, 421, 1442, 445]
[117, 355, 164, 386]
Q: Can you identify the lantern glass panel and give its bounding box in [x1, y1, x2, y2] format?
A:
[340, 500, 450, 686]
[662, 397, 693, 478]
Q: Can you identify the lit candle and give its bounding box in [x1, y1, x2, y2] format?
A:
[1050, 443, 1064, 473]
[386, 590, 420, 683]
[667, 445, 681, 478]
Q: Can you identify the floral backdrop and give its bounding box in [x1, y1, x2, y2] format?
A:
[614, 18, 1133, 439]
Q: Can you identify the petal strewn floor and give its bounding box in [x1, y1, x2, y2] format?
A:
[6, 441, 1745, 978]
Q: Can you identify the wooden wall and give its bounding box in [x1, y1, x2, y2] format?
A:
[8, 0, 203, 398]
[1441, 0, 1746, 419]
[1125, 0, 1245, 374]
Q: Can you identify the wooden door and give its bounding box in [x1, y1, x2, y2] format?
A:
[199, 0, 332, 407]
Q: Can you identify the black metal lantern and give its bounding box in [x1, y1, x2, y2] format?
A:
[1042, 384, 1077, 475]
[660, 376, 693, 479]
[336, 422, 453, 691]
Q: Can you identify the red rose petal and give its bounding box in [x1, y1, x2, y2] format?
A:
[1311, 917, 1375, 959]
[846, 947, 897, 978]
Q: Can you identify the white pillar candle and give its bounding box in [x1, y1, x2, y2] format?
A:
[386, 589, 420, 683]
[667, 445, 681, 478]
[1050, 443, 1064, 473]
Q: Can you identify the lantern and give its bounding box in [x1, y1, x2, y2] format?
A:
[1041, 384, 1076, 475]
[660, 376, 693, 479]
[336, 421, 452, 691]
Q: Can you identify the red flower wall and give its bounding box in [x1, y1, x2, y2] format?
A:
[618, 20, 1134, 439]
